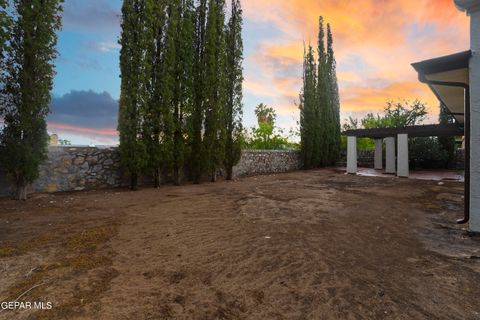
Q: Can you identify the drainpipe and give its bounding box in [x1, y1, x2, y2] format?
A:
[418, 76, 470, 224]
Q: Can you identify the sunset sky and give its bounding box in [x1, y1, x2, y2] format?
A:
[49, 0, 470, 145]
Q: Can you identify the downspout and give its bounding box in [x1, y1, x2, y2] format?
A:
[418, 75, 470, 224]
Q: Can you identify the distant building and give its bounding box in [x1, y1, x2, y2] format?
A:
[50, 134, 59, 146]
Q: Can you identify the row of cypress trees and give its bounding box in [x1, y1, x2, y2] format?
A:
[299, 17, 341, 169]
[118, 0, 244, 189]
[0, 0, 64, 200]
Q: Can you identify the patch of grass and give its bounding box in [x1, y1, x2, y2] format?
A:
[0, 234, 56, 258]
[61, 226, 116, 273]
[33, 267, 120, 320]
[2, 224, 119, 319]
[0, 245, 17, 258]
[4, 267, 48, 302]
[66, 226, 116, 253]
[63, 254, 112, 272]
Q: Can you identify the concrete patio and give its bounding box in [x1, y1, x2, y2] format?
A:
[338, 167, 464, 182]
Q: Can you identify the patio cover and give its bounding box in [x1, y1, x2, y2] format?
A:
[343, 124, 464, 139]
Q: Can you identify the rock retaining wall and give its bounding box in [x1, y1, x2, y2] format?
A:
[338, 150, 375, 168]
[0, 147, 302, 196]
[232, 150, 302, 177]
[32, 146, 123, 193]
[456, 149, 465, 170]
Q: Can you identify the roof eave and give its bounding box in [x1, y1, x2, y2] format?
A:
[411, 50, 471, 76]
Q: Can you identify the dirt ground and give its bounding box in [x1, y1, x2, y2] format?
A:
[1, 169, 480, 320]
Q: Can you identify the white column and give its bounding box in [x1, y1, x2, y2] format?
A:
[397, 134, 409, 178]
[374, 139, 383, 170]
[469, 10, 480, 231]
[385, 137, 396, 174]
[346, 136, 357, 174]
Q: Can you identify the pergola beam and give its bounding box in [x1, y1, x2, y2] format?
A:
[343, 124, 464, 139]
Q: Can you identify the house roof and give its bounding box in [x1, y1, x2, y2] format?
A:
[411, 51, 471, 74]
[412, 51, 471, 124]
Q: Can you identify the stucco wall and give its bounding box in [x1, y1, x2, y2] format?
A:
[0, 147, 302, 196]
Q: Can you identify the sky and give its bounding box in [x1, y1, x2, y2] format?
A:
[48, 0, 470, 145]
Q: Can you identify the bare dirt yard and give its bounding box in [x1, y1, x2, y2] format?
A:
[1, 169, 480, 319]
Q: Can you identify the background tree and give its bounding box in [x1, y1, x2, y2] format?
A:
[1, 0, 63, 200]
[118, 0, 148, 190]
[245, 103, 296, 150]
[203, 0, 226, 182]
[254, 103, 275, 126]
[224, 0, 244, 180]
[438, 104, 456, 167]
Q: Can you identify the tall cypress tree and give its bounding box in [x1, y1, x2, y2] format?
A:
[300, 17, 341, 169]
[1, 0, 63, 200]
[153, 0, 176, 186]
[190, 0, 208, 184]
[0, 0, 10, 114]
[157, 1, 177, 185]
[0, 0, 7, 47]
[326, 23, 341, 165]
[172, 0, 195, 185]
[118, 0, 148, 190]
[299, 44, 317, 169]
[316, 16, 328, 167]
[143, 0, 164, 187]
[0, 0, 8, 80]
[143, 0, 172, 188]
[224, 0, 243, 180]
[203, 0, 226, 182]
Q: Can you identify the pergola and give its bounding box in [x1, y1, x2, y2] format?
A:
[344, 124, 464, 177]
[343, 0, 480, 232]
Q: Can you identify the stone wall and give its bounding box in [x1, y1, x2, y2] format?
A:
[456, 149, 465, 170]
[0, 146, 123, 196]
[0, 147, 302, 196]
[232, 150, 302, 177]
[32, 146, 123, 193]
[338, 150, 375, 168]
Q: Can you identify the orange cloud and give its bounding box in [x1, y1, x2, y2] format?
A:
[48, 122, 117, 136]
[243, 0, 469, 121]
[340, 81, 438, 113]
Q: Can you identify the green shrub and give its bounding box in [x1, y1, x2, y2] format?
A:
[409, 137, 450, 169]
[243, 123, 299, 150]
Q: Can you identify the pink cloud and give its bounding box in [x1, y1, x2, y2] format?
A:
[47, 122, 118, 144]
